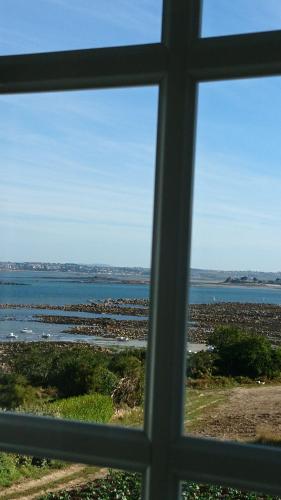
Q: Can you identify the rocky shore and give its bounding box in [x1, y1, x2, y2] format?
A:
[35, 315, 148, 340]
[2, 299, 281, 345]
[188, 303, 281, 344]
[0, 301, 148, 317]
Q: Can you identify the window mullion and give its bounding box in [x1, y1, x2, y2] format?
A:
[0, 43, 167, 94]
[0, 412, 150, 472]
[143, 1, 201, 499]
[188, 30, 281, 81]
[173, 436, 281, 496]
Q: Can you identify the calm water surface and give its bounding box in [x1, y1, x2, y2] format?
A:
[1, 271, 281, 344]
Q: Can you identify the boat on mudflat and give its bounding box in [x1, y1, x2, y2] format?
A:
[7, 332, 18, 339]
[21, 328, 33, 334]
[42, 333, 51, 338]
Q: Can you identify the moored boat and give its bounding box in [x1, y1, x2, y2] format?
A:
[42, 333, 51, 338]
[7, 332, 18, 339]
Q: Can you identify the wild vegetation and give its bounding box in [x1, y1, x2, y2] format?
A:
[187, 326, 281, 380]
[0, 343, 146, 490]
[39, 470, 281, 500]
[1, 329, 281, 497]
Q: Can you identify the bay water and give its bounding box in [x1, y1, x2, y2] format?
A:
[1, 271, 281, 345]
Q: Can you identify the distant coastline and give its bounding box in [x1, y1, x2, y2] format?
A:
[2, 263, 281, 290]
[191, 280, 281, 290]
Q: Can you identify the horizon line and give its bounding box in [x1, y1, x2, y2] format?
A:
[1, 260, 281, 274]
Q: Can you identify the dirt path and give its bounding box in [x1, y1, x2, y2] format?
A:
[192, 384, 281, 441]
[0, 464, 107, 500]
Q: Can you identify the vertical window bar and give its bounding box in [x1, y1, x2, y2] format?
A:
[144, 1, 201, 499]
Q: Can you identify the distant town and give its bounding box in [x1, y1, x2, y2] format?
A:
[0, 261, 150, 284]
[1, 262, 281, 286]
[0, 261, 150, 275]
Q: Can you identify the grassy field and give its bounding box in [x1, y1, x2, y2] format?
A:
[184, 388, 228, 432]
[3, 382, 281, 498]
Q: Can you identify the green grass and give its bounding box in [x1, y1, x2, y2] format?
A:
[39, 470, 142, 500]
[184, 388, 227, 432]
[1, 466, 99, 500]
[109, 386, 228, 433]
[0, 454, 64, 489]
[38, 470, 281, 500]
[110, 406, 144, 427]
[49, 393, 114, 423]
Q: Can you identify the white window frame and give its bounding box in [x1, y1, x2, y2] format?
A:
[1, 1, 281, 498]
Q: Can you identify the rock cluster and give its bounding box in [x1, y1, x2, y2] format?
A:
[188, 303, 281, 344]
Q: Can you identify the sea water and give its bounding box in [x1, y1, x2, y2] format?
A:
[1, 271, 281, 344]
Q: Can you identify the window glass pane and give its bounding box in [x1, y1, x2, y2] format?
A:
[185, 77, 281, 447]
[1, 0, 162, 55]
[0, 87, 157, 431]
[202, 0, 281, 37]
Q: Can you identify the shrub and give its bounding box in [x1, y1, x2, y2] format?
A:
[209, 325, 245, 349]
[39, 473, 280, 500]
[186, 351, 217, 378]
[12, 345, 109, 393]
[90, 366, 119, 396]
[0, 453, 21, 487]
[112, 375, 144, 408]
[182, 482, 280, 499]
[50, 393, 113, 423]
[225, 336, 273, 378]
[0, 373, 38, 410]
[11, 345, 146, 400]
[208, 326, 281, 379]
[51, 358, 96, 397]
[0, 452, 63, 488]
[39, 471, 142, 499]
[109, 353, 143, 377]
[12, 344, 57, 386]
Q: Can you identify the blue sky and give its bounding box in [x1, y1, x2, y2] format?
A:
[1, 1, 281, 270]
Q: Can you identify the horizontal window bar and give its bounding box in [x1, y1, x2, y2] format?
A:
[0, 412, 150, 471]
[2, 29, 281, 93]
[188, 29, 281, 81]
[172, 436, 281, 496]
[0, 43, 167, 94]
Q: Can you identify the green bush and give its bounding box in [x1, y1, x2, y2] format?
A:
[182, 482, 281, 499]
[50, 393, 113, 423]
[209, 325, 246, 349]
[40, 471, 142, 499]
[0, 452, 62, 488]
[12, 344, 58, 386]
[12, 345, 108, 392]
[109, 353, 143, 377]
[0, 453, 21, 487]
[0, 373, 38, 410]
[90, 366, 119, 396]
[11, 345, 146, 400]
[208, 326, 281, 379]
[52, 358, 96, 397]
[186, 351, 217, 378]
[39, 473, 281, 500]
[112, 375, 144, 408]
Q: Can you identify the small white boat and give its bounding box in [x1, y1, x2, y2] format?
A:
[117, 336, 129, 342]
[21, 328, 33, 334]
[42, 333, 51, 338]
[7, 332, 18, 339]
